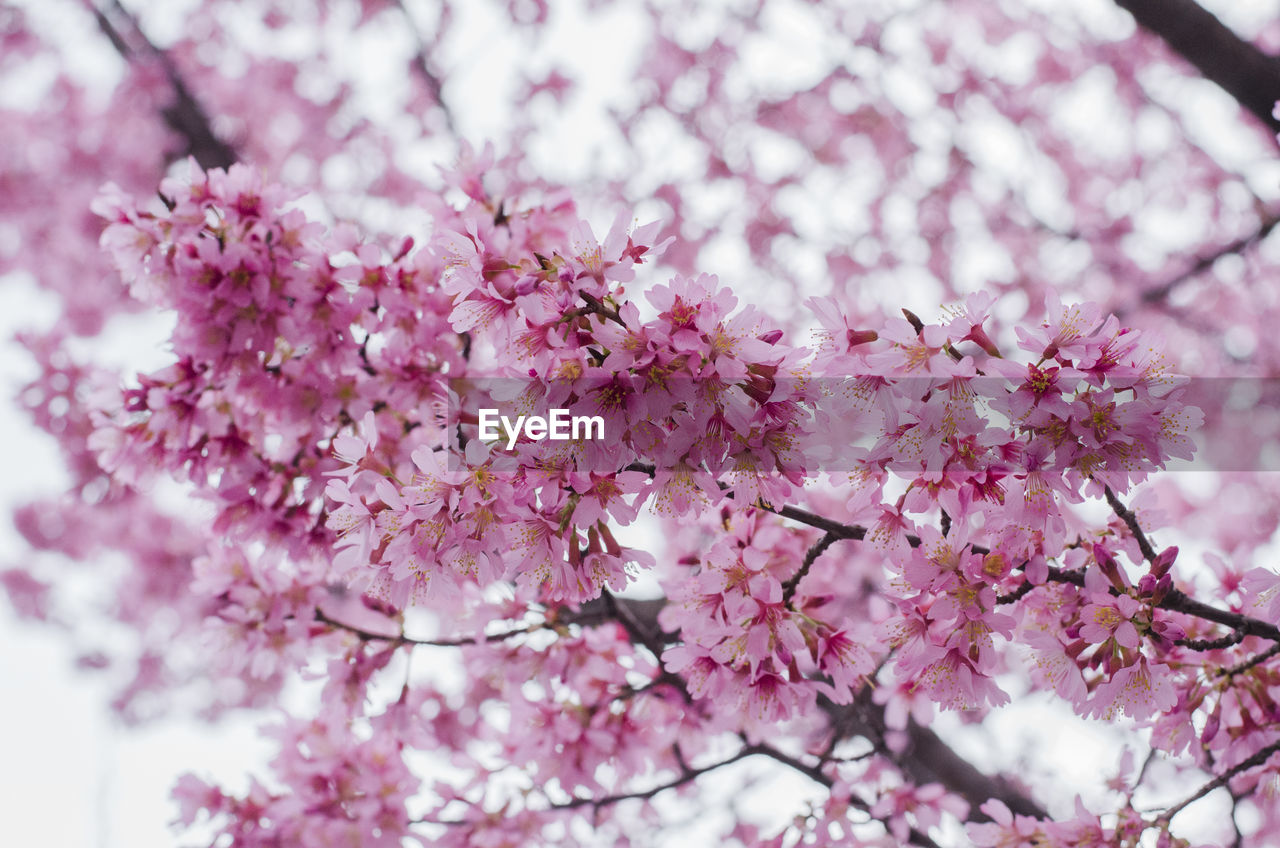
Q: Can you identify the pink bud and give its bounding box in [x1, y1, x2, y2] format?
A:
[394, 235, 414, 260]
[1201, 707, 1221, 746]
[901, 308, 924, 334]
[1151, 574, 1172, 606]
[846, 328, 879, 347]
[514, 274, 539, 296]
[964, 323, 1001, 357]
[1150, 546, 1178, 578]
[1093, 544, 1128, 592]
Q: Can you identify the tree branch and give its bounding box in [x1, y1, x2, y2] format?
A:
[315, 608, 542, 647]
[1112, 0, 1280, 138]
[1160, 739, 1280, 823]
[90, 0, 237, 169]
[591, 594, 1048, 827]
[820, 689, 1049, 823]
[745, 742, 941, 848]
[578, 291, 626, 326]
[1140, 215, 1280, 305]
[553, 744, 754, 810]
[1176, 629, 1246, 651]
[782, 531, 839, 604]
[1103, 486, 1158, 563]
[391, 0, 456, 133]
[1222, 642, 1280, 677]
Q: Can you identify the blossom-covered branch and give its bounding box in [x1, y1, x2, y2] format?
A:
[10, 2, 1280, 846]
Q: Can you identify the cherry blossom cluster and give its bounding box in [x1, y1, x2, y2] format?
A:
[9, 1, 1280, 846]
[71, 156, 1280, 845]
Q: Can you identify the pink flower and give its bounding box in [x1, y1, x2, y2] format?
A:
[1078, 594, 1141, 649]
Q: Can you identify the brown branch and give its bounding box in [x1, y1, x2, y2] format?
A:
[1140, 215, 1280, 305]
[821, 688, 1048, 823]
[425, 740, 940, 846]
[89, 0, 237, 169]
[746, 742, 941, 848]
[553, 744, 754, 810]
[1177, 629, 1246, 651]
[1223, 642, 1280, 677]
[1038, 560, 1280, 644]
[775, 503, 878, 542]
[782, 531, 839, 604]
[578, 291, 626, 327]
[391, 0, 456, 133]
[1103, 486, 1158, 563]
[1159, 739, 1280, 823]
[1161, 587, 1280, 643]
[315, 609, 542, 647]
[996, 579, 1035, 604]
[595, 594, 1047, 828]
[1081, 490, 1280, 642]
[1112, 0, 1280, 138]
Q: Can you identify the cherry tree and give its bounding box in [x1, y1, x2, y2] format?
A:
[6, 0, 1280, 845]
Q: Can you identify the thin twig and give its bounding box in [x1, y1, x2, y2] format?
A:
[996, 580, 1035, 604]
[553, 745, 752, 810]
[1130, 747, 1159, 803]
[579, 291, 626, 326]
[749, 743, 940, 848]
[391, 0, 456, 133]
[1103, 486, 1158, 563]
[782, 532, 838, 604]
[1177, 630, 1246, 651]
[1140, 217, 1280, 306]
[1160, 740, 1280, 823]
[315, 609, 541, 647]
[90, 0, 237, 169]
[1222, 643, 1280, 677]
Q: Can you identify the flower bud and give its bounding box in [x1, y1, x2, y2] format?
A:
[964, 323, 1001, 357]
[1138, 574, 1157, 597]
[846, 328, 879, 347]
[1151, 574, 1172, 606]
[1201, 707, 1221, 746]
[1093, 544, 1128, 592]
[1150, 546, 1178, 578]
